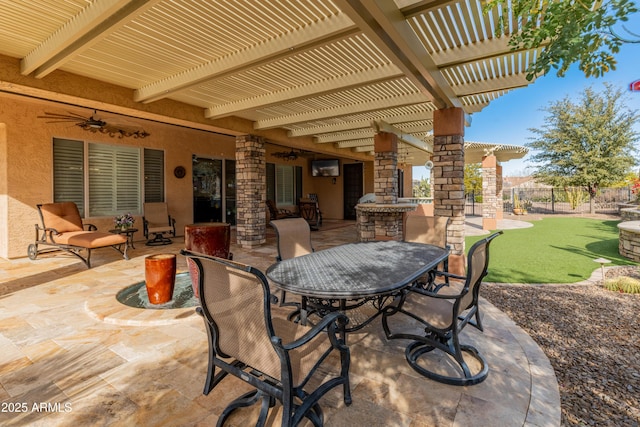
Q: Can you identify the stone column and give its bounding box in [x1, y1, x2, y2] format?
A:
[374, 132, 398, 204]
[496, 163, 504, 221]
[482, 154, 498, 231]
[356, 131, 410, 241]
[433, 108, 465, 275]
[235, 135, 266, 248]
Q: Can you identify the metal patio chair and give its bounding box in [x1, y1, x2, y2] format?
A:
[181, 250, 351, 427]
[270, 218, 314, 310]
[382, 231, 502, 386]
[298, 198, 320, 230]
[403, 215, 450, 291]
[142, 202, 176, 245]
[266, 200, 298, 221]
[307, 193, 323, 227]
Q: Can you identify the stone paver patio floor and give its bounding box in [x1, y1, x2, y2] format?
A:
[0, 221, 560, 426]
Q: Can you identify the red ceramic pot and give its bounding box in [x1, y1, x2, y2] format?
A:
[144, 254, 177, 304]
[185, 223, 231, 298]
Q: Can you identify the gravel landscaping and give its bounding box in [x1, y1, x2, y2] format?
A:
[482, 266, 640, 426]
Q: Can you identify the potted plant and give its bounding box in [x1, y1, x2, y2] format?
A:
[513, 193, 523, 215]
[114, 213, 135, 230]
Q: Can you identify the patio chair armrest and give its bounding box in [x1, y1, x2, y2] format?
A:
[437, 271, 465, 281]
[44, 227, 62, 236]
[83, 223, 97, 231]
[41, 227, 62, 243]
[410, 286, 466, 301]
[275, 311, 348, 351]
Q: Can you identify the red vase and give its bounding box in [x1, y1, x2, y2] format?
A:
[144, 254, 177, 304]
[185, 222, 231, 298]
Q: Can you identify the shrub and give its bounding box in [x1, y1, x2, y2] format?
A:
[603, 276, 640, 294]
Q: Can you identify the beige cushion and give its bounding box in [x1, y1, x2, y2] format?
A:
[40, 202, 84, 233]
[52, 231, 126, 248]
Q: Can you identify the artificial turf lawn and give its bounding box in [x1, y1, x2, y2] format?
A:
[465, 217, 637, 284]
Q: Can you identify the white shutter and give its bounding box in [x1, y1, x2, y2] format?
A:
[53, 138, 85, 216]
[144, 149, 164, 202]
[88, 143, 141, 216]
[276, 165, 294, 205]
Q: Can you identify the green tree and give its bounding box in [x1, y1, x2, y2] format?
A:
[527, 83, 639, 213]
[484, 0, 638, 80]
[413, 177, 431, 198]
[464, 164, 483, 200]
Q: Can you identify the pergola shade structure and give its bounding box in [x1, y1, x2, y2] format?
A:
[0, 0, 540, 165]
[464, 142, 529, 164]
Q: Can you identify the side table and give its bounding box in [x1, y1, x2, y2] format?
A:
[109, 228, 138, 249]
[185, 222, 232, 298]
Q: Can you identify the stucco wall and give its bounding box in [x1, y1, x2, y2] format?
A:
[1, 94, 366, 259]
[0, 94, 237, 259]
[0, 124, 7, 257]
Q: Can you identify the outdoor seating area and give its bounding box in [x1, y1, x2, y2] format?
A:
[182, 250, 351, 427]
[266, 200, 299, 221]
[27, 202, 128, 268]
[383, 232, 502, 386]
[0, 222, 560, 426]
[142, 203, 177, 246]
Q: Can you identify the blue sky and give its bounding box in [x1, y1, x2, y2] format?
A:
[414, 12, 640, 179]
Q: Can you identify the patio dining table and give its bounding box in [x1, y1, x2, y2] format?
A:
[266, 240, 449, 335]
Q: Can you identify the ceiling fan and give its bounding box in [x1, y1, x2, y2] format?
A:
[38, 110, 150, 138]
[271, 149, 314, 161]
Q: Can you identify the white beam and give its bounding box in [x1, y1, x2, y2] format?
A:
[254, 92, 426, 130]
[22, 0, 155, 78]
[373, 120, 433, 154]
[205, 63, 402, 118]
[335, 0, 460, 110]
[289, 109, 434, 137]
[315, 129, 375, 143]
[335, 138, 373, 148]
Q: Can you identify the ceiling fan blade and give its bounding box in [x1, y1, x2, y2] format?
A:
[39, 111, 87, 120]
[42, 119, 82, 124]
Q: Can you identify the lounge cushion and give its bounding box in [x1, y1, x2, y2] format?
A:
[52, 231, 126, 248]
[40, 202, 84, 233]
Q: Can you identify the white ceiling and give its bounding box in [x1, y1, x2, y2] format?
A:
[0, 0, 538, 165]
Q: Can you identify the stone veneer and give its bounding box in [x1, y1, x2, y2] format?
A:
[620, 207, 640, 221]
[432, 134, 465, 259]
[235, 135, 266, 248]
[356, 203, 416, 241]
[356, 132, 414, 241]
[618, 221, 640, 262]
[481, 154, 503, 230]
[374, 132, 398, 204]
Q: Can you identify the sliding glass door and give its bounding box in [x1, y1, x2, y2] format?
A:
[192, 156, 236, 225]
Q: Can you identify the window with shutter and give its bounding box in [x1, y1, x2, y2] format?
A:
[53, 139, 85, 216]
[276, 165, 294, 205]
[144, 149, 164, 202]
[88, 143, 141, 216]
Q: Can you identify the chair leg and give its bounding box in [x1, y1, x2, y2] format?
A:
[216, 390, 265, 427]
[404, 337, 489, 386]
[146, 233, 172, 246]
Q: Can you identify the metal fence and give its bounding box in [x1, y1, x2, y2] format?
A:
[465, 187, 633, 216]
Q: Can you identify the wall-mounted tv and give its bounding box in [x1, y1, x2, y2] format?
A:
[311, 159, 340, 177]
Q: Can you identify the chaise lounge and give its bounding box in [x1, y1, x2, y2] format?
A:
[28, 202, 129, 268]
